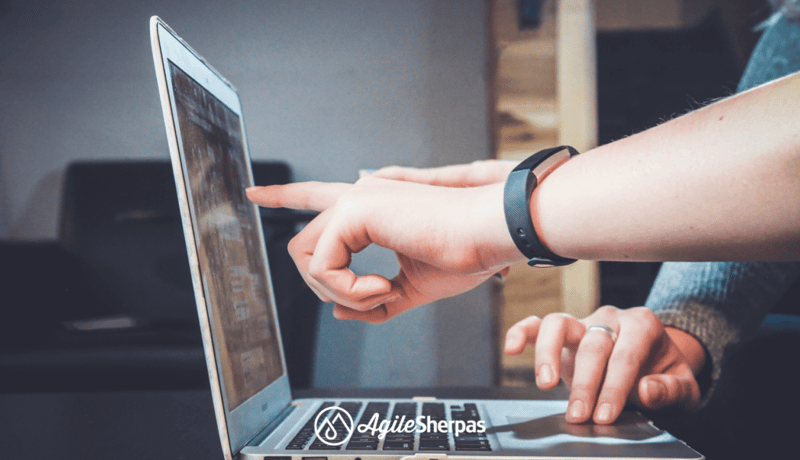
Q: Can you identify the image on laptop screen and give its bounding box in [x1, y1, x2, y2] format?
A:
[169, 62, 284, 410]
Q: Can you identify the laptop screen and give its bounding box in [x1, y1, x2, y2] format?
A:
[169, 62, 284, 410]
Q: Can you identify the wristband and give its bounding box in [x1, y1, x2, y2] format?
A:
[503, 145, 578, 267]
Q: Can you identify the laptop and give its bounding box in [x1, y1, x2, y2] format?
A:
[149, 16, 703, 460]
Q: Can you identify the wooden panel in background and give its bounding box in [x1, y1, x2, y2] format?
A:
[489, 0, 599, 386]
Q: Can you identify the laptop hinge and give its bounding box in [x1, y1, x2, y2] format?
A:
[247, 404, 296, 447]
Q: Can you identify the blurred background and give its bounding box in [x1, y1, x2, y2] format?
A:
[0, 0, 768, 392]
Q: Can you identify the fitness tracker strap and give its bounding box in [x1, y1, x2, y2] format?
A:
[503, 145, 578, 267]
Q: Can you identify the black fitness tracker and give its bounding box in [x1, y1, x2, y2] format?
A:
[503, 145, 579, 267]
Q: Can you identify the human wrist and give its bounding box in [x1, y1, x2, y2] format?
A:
[504, 146, 578, 266]
[665, 327, 707, 376]
[470, 182, 527, 270]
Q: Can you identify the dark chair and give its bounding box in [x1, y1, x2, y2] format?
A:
[0, 160, 319, 392]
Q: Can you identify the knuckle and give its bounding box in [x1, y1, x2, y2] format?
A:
[306, 262, 326, 281]
[348, 302, 372, 312]
[569, 383, 599, 400]
[598, 385, 628, 402]
[634, 311, 663, 338]
[335, 194, 361, 214]
[610, 350, 641, 370]
[596, 305, 619, 316]
[578, 336, 611, 356]
[301, 182, 324, 207]
[629, 306, 658, 324]
[355, 175, 379, 186]
[543, 312, 573, 327]
[521, 315, 541, 327]
[379, 165, 403, 174]
[286, 235, 302, 255]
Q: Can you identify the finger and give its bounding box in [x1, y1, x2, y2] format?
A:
[333, 303, 390, 323]
[331, 265, 477, 324]
[535, 314, 585, 390]
[331, 294, 411, 324]
[284, 210, 335, 302]
[286, 209, 395, 308]
[311, 268, 394, 310]
[338, 271, 429, 323]
[246, 182, 352, 211]
[638, 370, 701, 410]
[369, 165, 445, 184]
[504, 316, 541, 356]
[330, 274, 419, 324]
[371, 161, 516, 187]
[292, 203, 398, 309]
[566, 327, 617, 423]
[593, 309, 662, 424]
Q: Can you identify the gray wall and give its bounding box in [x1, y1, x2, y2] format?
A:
[0, 0, 494, 388]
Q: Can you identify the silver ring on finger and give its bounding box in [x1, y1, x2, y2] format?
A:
[586, 323, 618, 343]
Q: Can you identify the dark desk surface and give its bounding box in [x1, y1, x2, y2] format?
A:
[0, 386, 568, 460]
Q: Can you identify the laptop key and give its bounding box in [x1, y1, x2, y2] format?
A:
[455, 439, 490, 447]
[420, 433, 448, 440]
[346, 441, 379, 450]
[383, 440, 414, 450]
[385, 434, 415, 441]
[348, 435, 378, 442]
[309, 442, 342, 450]
[419, 440, 450, 451]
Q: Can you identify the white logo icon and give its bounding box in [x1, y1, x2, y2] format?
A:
[314, 406, 354, 446]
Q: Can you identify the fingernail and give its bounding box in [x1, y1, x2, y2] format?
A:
[569, 400, 585, 420]
[645, 380, 665, 405]
[245, 187, 258, 193]
[596, 403, 613, 423]
[358, 169, 377, 178]
[537, 365, 553, 386]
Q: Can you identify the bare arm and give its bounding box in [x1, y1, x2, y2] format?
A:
[534, 71, 800, 262]
[248, 71, 800, 320]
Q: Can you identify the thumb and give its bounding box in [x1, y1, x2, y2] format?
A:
[637, 372, 701, 410]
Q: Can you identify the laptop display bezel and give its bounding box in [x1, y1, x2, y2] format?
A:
[150, 16, 292, 459]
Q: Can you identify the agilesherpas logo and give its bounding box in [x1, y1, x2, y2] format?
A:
[314, 406, 486, 446]
[314, 407, 355, 446]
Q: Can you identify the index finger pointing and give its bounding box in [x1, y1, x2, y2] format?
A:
[246, 182, 352, 211]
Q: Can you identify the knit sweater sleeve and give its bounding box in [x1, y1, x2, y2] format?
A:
[644, 262, 800, 404]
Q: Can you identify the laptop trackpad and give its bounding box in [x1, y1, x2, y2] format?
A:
[498, 412, 662, 440]
[485, 401, 674, 454]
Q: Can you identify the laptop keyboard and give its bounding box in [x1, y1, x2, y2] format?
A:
[286, 401, 491, 452]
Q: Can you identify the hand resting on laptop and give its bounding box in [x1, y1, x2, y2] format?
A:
[504, 306, 704, 426]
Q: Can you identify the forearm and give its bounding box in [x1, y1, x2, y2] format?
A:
[532, 71, 800, 262]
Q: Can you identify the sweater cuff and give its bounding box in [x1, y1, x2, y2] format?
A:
[654, 302, 741, 408]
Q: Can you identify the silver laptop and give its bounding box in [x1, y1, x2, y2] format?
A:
[149, 16, 703, 460]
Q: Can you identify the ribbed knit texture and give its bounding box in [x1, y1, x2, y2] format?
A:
[646, 263, 800, 404]
[645, 11, 800, 406]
